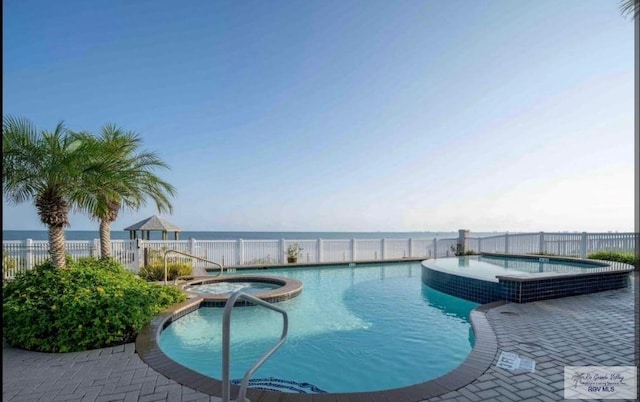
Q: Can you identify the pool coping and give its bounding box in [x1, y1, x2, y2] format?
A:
[179, 275, 304, 306]
[135, 297, 502, 402]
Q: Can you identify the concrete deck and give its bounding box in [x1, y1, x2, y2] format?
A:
[3, 275, 636, 402]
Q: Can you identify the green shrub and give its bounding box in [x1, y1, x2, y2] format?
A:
[588, 251, 638, 267]
[138, 247, 193, 281]
[139, 262, 193, 281]
[2, 258, 187, 352]
[449, 245, 478, 256]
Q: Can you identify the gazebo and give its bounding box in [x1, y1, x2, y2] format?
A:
[124, 215, 181, 240]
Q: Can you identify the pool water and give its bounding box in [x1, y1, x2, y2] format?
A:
[185, 281, 280, 295]
[159, 262, 478, 393]
[428, 255, 604, 282]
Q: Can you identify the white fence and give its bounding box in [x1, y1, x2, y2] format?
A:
[469, 232, 638, 257]
[2, 231, 637, 279]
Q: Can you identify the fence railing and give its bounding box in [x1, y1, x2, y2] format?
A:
[470, 232, 637, 257]
[2, 231, 637, 279]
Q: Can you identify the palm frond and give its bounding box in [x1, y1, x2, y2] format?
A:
[620, 0, 640, 20]
[77, 123, 176, 222]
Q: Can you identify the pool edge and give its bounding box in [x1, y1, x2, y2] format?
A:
[135, 298, 500, 402]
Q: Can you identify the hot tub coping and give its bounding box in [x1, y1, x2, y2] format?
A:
[179, 275, 303, 305]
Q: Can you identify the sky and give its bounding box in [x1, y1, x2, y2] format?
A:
[2, 0, 636, 233]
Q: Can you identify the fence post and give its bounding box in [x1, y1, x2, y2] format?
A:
[539, 232, 545, 254]
[580, 232, 588, 259]
[189, 237, 197, 255]
[318, 239, 323, 263]
[93, 239, 100, 258]
[352, 239, 356, 261]
[135, 238, 143, 272]
[457, 229, 469, 255]
[478, 238, 482, 254]
[237, 239, 244, 265]
[381, 238, 386, 260]
[409, 238, 413, 258]
[505, 232, 510, 254]
[189, 237, 197, 268]
[433, 238, 438, 258]
[25, 238, 33, 271]
[280, 238, 286, 264]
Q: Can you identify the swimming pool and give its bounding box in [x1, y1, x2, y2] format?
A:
[422, 253, 632, 303]
[158, 262, 478, 394]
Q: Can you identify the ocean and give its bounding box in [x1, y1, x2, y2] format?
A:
[1, 230, 504, 242]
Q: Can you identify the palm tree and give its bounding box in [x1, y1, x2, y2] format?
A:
[620, 0, 640, 20]
[80, 124, 176, 259]
[2, 116, 101, 268]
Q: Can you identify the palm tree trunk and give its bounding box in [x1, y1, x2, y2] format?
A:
[99, 219, 112, 259]
[48, 226, 67, 268]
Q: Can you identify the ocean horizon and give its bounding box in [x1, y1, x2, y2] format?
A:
[1, 230, 507, 242]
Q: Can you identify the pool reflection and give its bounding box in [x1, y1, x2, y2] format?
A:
[421, 284, 479, 322]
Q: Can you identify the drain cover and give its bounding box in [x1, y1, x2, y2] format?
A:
[496, 351, 536, 373]
[231, 377, 328, 393]
[500, 311, 520, 316]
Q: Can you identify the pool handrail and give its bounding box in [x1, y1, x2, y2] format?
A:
[221, 290, 289, 402]
[163, 249, 224, 285]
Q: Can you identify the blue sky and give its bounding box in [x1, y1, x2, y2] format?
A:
[2, 0, 635, 232]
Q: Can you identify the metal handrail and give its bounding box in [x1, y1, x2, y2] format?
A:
[163, 250, 224, 285]
[221, 290, 289, 402]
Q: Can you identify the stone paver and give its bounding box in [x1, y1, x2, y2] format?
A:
[3, 343, 221, 402]
[424, 274, 636, 402]
[4, 274, 636, 401]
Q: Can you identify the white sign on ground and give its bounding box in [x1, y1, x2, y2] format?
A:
[495, 351, 536, 373]
[564, 366, 637, 400]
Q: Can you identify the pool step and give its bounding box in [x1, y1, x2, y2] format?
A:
[230, 377, 328, 393]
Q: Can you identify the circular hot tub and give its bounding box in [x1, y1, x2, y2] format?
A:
[181, 275, 303, 306]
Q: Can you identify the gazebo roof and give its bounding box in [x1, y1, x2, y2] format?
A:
[123, 215, 181, 232]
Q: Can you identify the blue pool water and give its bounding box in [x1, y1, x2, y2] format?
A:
[427, 255, 605, 282]
[159, 262, 478, 393]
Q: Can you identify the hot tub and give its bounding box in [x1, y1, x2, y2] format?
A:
[180, 275, 303, 306]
